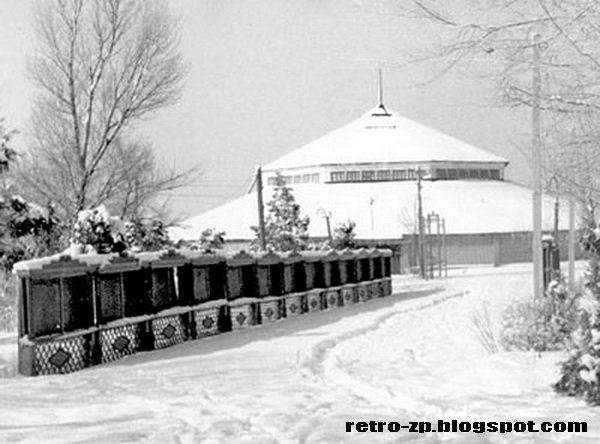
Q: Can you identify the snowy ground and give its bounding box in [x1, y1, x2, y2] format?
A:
[0, 332, 16, 379]
[1, 263, 599, 443]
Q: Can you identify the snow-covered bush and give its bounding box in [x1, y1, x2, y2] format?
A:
[332, 220, 357, 250]
[0, 195, 59, 270]
[554, 221, 600, 404]
[124, 218, 171, 252]
[177, 228, 226, 252]
[6, 196, 52, 237]
[305, 240, 331, 251]
[70, 205, 125, 254]
[304, 220, 357, 251]
[501, 279, 580, 352]
[554, 309, 600, 404]
[470, 305, 499, 354]
[196, 228, 225, 253]
[71, 206, 170, 254]
[0, 120, 62, 269]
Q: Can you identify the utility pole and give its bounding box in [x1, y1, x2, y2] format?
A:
[317, 208, 333, 246]
[568, 199, 576, 292]
[426, 213, 433, 279]
[256, 166, 267, 251]
[550, 176, 559, 240]
[442, 217, 447, 278]
[417, 167, 426, 279]
[435, 213, 442, 278]
[554, 196, 559, 240]
[532, 32, 543, 300]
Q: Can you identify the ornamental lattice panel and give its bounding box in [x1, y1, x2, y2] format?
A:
[259, 299, 283, 323]
[100, 324, 140, 363]
[229, 303, 256, 330]
[357, 284, 369, 303]
[152, 315, 187, 349]
[285, 294, 304, 317]
[376, 280, 385, 297]
[367, 282, 378, 299]
[34, 334, 88, 375]
[324, 289, 340, 309]
[192, 307, 221, 337]
[307, 291, 321, 312]
[341, 286, 356, 305]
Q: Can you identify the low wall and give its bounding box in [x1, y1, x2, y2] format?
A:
[398, 230, 583, 271]
[224, 230, 583, 274]
[14, 248, 392, 376]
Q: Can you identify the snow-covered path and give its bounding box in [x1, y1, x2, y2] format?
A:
[1, 264, 599, 443]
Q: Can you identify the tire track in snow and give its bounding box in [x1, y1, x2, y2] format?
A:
[298, 288, 468, 416]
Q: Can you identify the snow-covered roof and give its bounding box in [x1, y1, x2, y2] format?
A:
[171, 180, 568, 241]
[264, 106, 508, 171]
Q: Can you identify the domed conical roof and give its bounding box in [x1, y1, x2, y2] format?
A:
[264, 106, 508, 171]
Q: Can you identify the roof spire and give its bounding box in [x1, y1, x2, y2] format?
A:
[372, 68, 390, 116]
[378, 68, 384, 107]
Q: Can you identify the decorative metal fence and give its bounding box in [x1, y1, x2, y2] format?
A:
[14, 248, 392, 376]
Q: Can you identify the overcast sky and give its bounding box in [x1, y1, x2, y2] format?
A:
[0, 0, 532, 220]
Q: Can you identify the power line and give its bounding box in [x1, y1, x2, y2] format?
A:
[187, 180, 250, 185]
[184, 185, 248, 189]
[157, 193, 240, 198]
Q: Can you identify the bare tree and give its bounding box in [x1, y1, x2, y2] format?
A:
[24, 0, 189, 223]
[544, 111, 600, 218]
[98, 137, 200, 220]
[397, 0, 600, 214]
[402, 0, 600, 111]
[17, 134, 199, 223]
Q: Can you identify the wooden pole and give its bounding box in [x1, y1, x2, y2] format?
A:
[91, 276, 98, 326]
[378, 68, 384, 107]
[554, 196, 559, 240]
[568, 199, 576, 292]
[427, 213, 432, 279]
[256, 166, 267, 251]
[417, 168, 426, 279]
[325, 214, 332, 246]
[532, 33, 543, 300]
[442, 218, 448, 277]
[437, 214, 442, 278]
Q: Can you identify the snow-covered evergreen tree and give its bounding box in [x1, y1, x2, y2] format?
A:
[252, 174, 309, 251]
[555, 213, 600, 404]
[0, 195, 58, 269]
[0, 120, 59, 269]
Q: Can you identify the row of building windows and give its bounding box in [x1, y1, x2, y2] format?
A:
[329, 168, 501, 183]
[330, 169, 419, 182]
[436, 168, 500, 180]
[267, 173, 321, 186]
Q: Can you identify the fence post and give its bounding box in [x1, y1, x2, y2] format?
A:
[493, 234, 501, 267]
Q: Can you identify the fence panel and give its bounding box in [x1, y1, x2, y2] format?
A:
[29, 279, 61, 337]
[16, 248, 393, 375]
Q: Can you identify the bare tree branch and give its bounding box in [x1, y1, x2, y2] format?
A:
[25, 0, 189, 224]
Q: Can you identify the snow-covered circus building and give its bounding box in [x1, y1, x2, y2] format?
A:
[172, 100, 572, 272]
